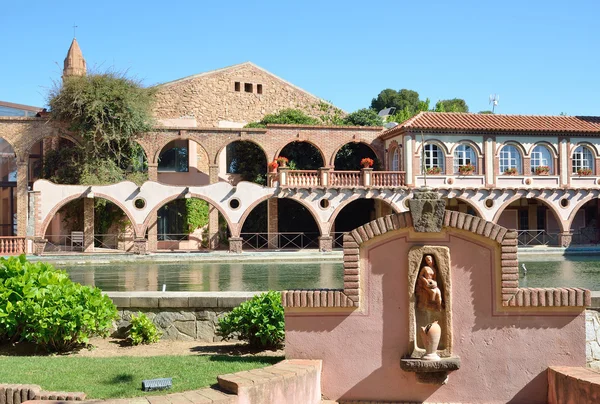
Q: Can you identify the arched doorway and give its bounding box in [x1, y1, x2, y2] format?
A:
[43, 197, 134, 253]
[334, 142, 379, 170]
[332, 198, 396, 247]
[271, 198, 320, 249]
[157, 139, 209, 186]
[220, 140, 267, 185]
[496, 197, 562, 246]
[278, 141, 324, 170]
[154, 197, 230, 251]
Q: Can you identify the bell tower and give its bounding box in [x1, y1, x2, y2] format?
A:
[63, 38, 86, 78]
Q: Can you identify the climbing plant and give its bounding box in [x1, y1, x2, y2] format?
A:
[185, 199, 209, 233]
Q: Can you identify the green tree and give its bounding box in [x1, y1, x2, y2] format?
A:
[370, 89, 421, 115]
[435, 98, 469, 113]
[245, 109, 319, 128]
[478, 110, 494, 114]
[342, 108, 384, 126]
[390, 98, 431, 124]
[226, 141, 267, 185]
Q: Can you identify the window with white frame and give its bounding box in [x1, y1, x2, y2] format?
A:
[499, 145, 522, 174]
[391, 148, 400, 171]
[422, 143, 444, 173]
[453, 144, 477, 173]
[531, 145, 553, 174]
[572, 145, 594, 173]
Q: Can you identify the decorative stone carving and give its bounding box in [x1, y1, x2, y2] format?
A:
[133, 238, 148, 255]
[408, 188, 446, 233]
[416, 255, 443, 311]
[400, 357, 461, 385]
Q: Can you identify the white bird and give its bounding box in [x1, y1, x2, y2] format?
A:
[521, 264, 527, 274]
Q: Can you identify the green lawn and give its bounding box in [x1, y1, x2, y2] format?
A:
[0, 355, 282, 399]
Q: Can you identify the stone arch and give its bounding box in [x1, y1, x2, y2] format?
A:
[569, 141, 600, 158]
[142, 193, 236, 237]
[328, 195, 401, 234]
[527, 141, 558, 157]
[40, 193, 139, 238]
[565, 194, 599, 232]
[237, 194, 274, 233]
[277, 196, 325, 236]
[275, 140, 326, 169]
[444, 196, 485, 219]
[414, 139, 450, 155]
[329, 140, 382, 168]
[214, 138, 269, 165]
[496, 141, 527, 157]
[153, 136, 210, 165]
[492, 194, 566, 233]
[449, 140, 482, 156]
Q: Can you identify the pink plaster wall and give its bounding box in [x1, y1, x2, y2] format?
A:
[285, 229, 585, 403]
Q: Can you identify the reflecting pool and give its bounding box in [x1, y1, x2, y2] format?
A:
[60, 261, 344, 292]
[520, 256, 600, 290]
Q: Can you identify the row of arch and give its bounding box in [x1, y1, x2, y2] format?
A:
[394, 139, 599, 175]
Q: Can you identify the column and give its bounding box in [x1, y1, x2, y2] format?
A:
[362, 168, 373, 187]
[318, 167, 330, 186]
[267, 198, 278, 249]
[147, 211, 158, 252]
[208, 164, 220, 249]
[485, 137, 494, 186]
[83, 197, 94, 252]
[16, 162, 28, 237]
[528, 202, 537, 231]
[318, 235, 333, 252]
[148, 163, 158, 182]
[405, 136, 413, 186]
[558, 232, 573, 248]
[559, 138, 569, 187]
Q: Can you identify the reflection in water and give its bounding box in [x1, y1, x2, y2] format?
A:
[520, 257, 600, 290]
[61, 261, 344, 292]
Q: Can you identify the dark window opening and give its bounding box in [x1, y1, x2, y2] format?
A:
[158, 140, 189, 173]
[257, 84, 263, 94]
[157, 199, 187, 241]
[244, 83, 253, 93]
[234, 82, 240, 92]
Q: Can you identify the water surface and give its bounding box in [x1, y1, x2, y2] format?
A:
[520, 256, 600, 290]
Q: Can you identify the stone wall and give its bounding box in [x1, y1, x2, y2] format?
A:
[153, 62, 341, 127]
[587, 309, 600, 369]
[107, 291, 258, 341]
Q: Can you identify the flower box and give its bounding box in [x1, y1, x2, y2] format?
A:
[426, 166, 442, 175]
[361, 157, 374, 168]
[535, 166, 550, 175]
[275, 156, 288, 167]
[577, 168, 593, 176]
[458, 164, 475, 176]
[503, 168, 518, 175]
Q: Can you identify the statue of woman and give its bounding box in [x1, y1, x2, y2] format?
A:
[416, 254, 443, 311]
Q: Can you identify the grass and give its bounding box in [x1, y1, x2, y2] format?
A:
[0, 355, 282, 399]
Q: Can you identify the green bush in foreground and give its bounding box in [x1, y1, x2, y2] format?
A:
[128, 312, 161, 345]
[217, 291, 285, 348]
[0, 255, 117, 352]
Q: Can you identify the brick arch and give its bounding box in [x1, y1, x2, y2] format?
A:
[40, 193, 139, 238]
[414, 139, 450, 155]
[282, 211, 590, 309]
[214, 138, 269, 165]
[569, 141, 599, 158]
[443, 196, 485, 219]
[274, 140, 326, 168]
[329, 140, 383, 168]
[152, 136, 210, 165]
[492, 194, 567, 233]
[327, 195, 401, 234]
[496, 141, 527, 157]
[527, 141, 558, 157]
[449, 139, 482, 156]
[141, 193, 236, 237]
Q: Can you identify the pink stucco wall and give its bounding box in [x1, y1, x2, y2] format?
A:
[285, 229, 585, 403]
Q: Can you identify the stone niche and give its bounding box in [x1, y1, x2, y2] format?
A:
[407, 245, 452, 358]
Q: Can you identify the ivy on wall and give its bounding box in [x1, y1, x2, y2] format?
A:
[185, 199, 209, 233]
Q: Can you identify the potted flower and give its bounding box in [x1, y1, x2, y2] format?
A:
[275, 156, 288, 168]
[267, 160, 279, 172]
[361, 157, 374, 168]
[577, 168, 593, 176]
[535, 166, 550, 175]
[426, 166, 442, 175]
[458, 163, 476, 175]
[504, 167, 518, 175]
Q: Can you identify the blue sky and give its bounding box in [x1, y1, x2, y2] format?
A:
[2, 0, 599, 115]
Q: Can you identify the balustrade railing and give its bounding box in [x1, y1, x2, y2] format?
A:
[0, 237, 26, 255]
[240, 232, 320, 250]
[329, 171, 361, 187]
[286, 170, 320, 187]
[371, 171, 406, 187]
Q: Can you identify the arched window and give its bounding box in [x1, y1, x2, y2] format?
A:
[453, 144, 477, 174]
[572, 145, 594, 174]
[391, 148, 400, 171]
[158, 140, 189, 172]
[422, 144, 444, 173]
[499, 145, 522, 174]
[531, 145, 553, 175]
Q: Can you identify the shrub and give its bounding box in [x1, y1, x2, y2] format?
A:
[217, 291, 285, 348]
[128, 313, 161, 345]
[0, 255, 117, 352]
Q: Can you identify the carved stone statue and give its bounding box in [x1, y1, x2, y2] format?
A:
[416, 254, 443, 311]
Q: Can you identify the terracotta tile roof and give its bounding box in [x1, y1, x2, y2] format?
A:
[380, 112, 600, 138]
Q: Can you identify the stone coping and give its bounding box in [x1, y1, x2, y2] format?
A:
[548, 366, 600, 403]
[106, 292, 260, 309]
[0, 384, 85, 403]
[283, 212, 592, 310]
